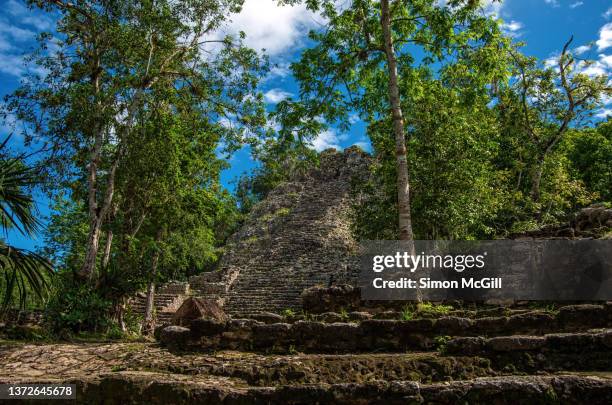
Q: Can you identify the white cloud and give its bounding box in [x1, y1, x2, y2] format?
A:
[502, 20, 523, 36]
[264, 88, 293, 104]
[599, 54, 612, 68]
[268, 63, 291, 80]
[545, 52, 610, 78]
[595, 108, 611, 119]
[222, 0, 320, 56]
[544, 55, 559, 69]
[604, 7, 612, 19]
[436, 1, 505, 21]
[0, 53, 26, 77]
[596, 22, 612, 51]
[0, 2, 55, 79]
[0, 112, 17, 137]
[574, 45, 591, 55]
[311, 129, 342, 152]
[337, 132, 350, 141]
[544, 0, 560, 7]
[482, 0, 503, 17]
[578, 60, 607, 77]
[569, 1, 583, 9]
[348, 113, 360, 124]
[0, 22, 35, 42]
[6, 0, 54, 30]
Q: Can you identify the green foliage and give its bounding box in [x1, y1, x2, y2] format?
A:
[277, 0, 515, 239]
[282, 308, 296, 318]
[2, 0, 611, 339]
[5, 0, 267, 283]
[279, 1, 609, 237]
[354, 80, 510, 239]
[236, 141, 318, 213]
[2, 324, 51, 342]
[434, 335, 452, 353]
[400, 302, 453, 320]
[1, 0, 268, 332]
[400, 305, 414, 321]
[495, 38, 610, 220]
[45, 272, 113, 334]
[39, 195, 88, 271]
[417, 302, 453, 316]
[0, 145, 53, 313]
[563, 119, 612, 203]
[0, 156, 42, 235]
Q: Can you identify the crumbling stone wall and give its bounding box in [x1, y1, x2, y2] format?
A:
[208, 147, 371, 316]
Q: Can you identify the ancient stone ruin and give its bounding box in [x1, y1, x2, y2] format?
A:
[132, 146, 371, 321]
[131, 148, 612, 326]
[7, 147, 609, 403]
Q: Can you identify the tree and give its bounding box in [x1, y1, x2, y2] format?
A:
[280, 0, 508, 241]
[563, 118, 612, 203]
[5, 0, 266, 280]
[0, 141, 53, 312]
[503, 37, 611, 207]
[111, 105, 238, 332]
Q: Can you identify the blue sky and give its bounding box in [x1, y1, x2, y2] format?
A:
[1, 0, 611, 250]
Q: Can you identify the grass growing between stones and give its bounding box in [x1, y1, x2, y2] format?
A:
[400, 302, 454, 320]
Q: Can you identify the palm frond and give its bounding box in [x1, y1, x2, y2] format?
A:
[0, 147, 53, 313]
[0, 158, 42, 236]
[0, 240, 54, 311]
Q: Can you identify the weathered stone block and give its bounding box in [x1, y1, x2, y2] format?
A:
[301, 285, 361, 314]
[506, 312, 556, 333]
[190, 318, 226, 338]
[486, 336, 545, 352]
[172, 297, 227, 327]
[445, 337, 486, 355]
[251, 312, 284, 324]
[359, 319, 397, 336]
[318, 312, 345, 323]
[158, 326, 191, 348]
[472, 316, 509, 334]
[292, 321, 327, 343]
[252, 323, 292, 347]
[321, 323, 360, 348]
[436, 316, 474, 334]
[602, 330, 612, 349]
[347, 311, 372, 322]
[545, 332, 598, 352]
[373, 311, 399, 320]
[559, 304, 608, 329]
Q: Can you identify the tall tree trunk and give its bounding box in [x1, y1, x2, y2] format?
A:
[80, 156, 120, 280]
[142, 280, 156, 335]
[531, 155, 545, 205]
[381, 0, 415, 242]
[143, 229, 163, 334]
[117, 299, 126, 332]
[81, 219, 102, 279]
[101, 229, 113, 270]
[101, 203, 118, 273]
[80, 56, 104, 281]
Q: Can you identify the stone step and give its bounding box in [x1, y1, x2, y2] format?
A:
[3, 340, 612, 404]
[53, 372, 612, 404]
[160, 313, 612, 354]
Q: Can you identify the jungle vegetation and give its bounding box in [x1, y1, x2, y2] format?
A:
[0, 0, 610, 336]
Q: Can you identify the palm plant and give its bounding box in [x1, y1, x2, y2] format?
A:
[0, 144, 53, 313]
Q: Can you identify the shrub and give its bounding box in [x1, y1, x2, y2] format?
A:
[45, 273, 113, 334]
